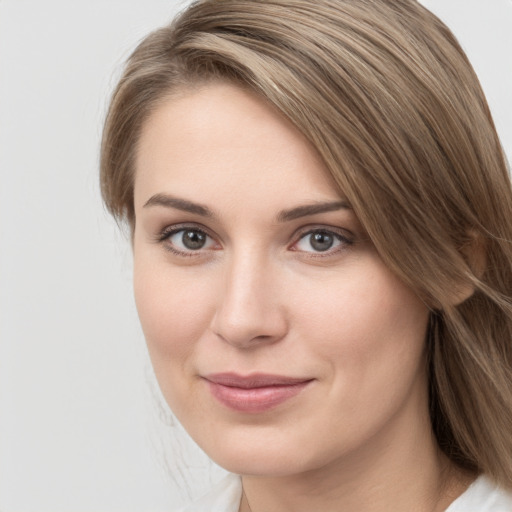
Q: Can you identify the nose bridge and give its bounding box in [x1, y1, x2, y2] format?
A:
[211, 243, 286, 347]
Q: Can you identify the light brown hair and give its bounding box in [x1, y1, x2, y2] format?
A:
[101, 0, 512, 487]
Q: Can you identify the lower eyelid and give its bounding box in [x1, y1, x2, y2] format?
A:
[163, 245, 206, 258]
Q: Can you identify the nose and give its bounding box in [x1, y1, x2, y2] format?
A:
[210, 251, 288, 349]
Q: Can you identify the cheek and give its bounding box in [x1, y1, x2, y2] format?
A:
[133, 257, 216, 367]
[296, 259, 429, 391]
[286, 261, 430, 459]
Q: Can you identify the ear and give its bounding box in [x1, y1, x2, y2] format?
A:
[449, 230, 486, 306]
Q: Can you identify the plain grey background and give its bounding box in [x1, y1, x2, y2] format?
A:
[0, 1, 511, 510]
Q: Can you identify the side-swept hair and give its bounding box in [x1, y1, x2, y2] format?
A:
[101, 0, 512, 487]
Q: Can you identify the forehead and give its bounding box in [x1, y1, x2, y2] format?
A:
[134, 82, 344, 213]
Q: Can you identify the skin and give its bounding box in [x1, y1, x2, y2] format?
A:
[133, 82, 470, 512]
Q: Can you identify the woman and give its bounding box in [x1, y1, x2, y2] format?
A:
[100, 0, 512, 510]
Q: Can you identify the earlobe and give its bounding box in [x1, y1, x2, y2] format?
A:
[449, 231, 486, 306]
[461, 230, 486, 279]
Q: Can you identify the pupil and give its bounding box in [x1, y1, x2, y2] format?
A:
[311, 232, 333, 252]
[182, 230, 206, 250]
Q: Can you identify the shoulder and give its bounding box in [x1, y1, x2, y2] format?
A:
[176, 473, 242, 512]
[173, 473, 512, 511]
[446, 475, 512, 512]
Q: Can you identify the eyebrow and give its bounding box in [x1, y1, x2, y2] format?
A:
[277, 200, 351, 222]
[143, 194, 213, 217]
[143, 193, 351, 222]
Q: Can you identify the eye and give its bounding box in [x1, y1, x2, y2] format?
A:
[292, 229, 352, 254]
[160, 226, 218, 255]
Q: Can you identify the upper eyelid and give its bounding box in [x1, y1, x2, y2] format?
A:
[158, 222, 215, 240]
[292, 224, 354, 241]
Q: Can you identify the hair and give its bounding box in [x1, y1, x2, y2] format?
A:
[100, 0, 512, 488]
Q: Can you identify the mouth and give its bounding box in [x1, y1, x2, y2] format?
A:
[202, 373, 314, 413]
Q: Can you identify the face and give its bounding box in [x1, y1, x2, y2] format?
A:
[133, 82, 431, 477]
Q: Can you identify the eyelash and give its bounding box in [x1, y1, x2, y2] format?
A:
[291, 227, 354, 257]
[157, 224, 217, 258]
[156, 224, 354, 258]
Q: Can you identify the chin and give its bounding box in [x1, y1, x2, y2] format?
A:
[211, 450, 307, 477]
[194, 426, 330, 478]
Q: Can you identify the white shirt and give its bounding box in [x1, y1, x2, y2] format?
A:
[178, 473, 512, 511]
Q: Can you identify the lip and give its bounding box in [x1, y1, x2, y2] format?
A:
[203, 373, 314, 413]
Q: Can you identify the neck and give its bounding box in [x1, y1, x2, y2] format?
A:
[239, 403, 474, 512]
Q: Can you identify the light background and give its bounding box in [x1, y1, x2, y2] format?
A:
[0, 1, 511, 511]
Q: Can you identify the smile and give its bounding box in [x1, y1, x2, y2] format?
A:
[203, 373, 314, 413]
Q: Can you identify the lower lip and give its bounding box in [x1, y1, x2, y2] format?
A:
[206, 380, 312, 413]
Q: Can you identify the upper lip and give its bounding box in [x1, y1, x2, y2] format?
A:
[203, 373, 313, 388]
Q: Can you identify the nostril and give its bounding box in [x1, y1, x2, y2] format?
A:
[210, 277, 288, 347]
[254, 335, 272, 341]
[211, 320, 287, 348]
